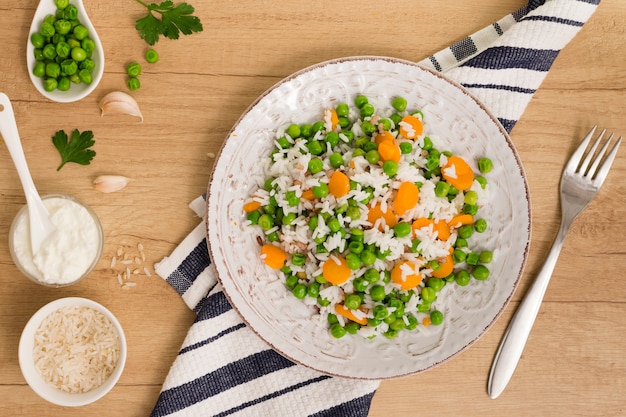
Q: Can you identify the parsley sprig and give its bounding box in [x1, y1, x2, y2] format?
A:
[52, 129, 96, 171]
[134, 0, 203, 46]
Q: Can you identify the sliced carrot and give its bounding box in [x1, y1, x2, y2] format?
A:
[374, 131, 395, 146]
[399, 115, 424, 139]
[391, 261, 423, 290]
[302, 189, 315, 201]
[260, 244, 287, 269]
[441, 155, 475, 191]
[447, 214, 474, 228]
[335, 304, 368, 325]
[325, 109, 339, 131]
[412, 217, 433, 234]
[422, 316, 431, 326]
[431, 254, 454, 278]
[393, 182, 419, 216]
[367, 203, 397, 230]
[378, 140, 401, 163]
[434, 220, 451, 241]
[322, 256, 351, 285]
[328, 171, 350, 198]
[243, 200, 261, 213]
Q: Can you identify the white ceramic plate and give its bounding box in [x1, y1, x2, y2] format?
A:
[207, 56, 531, 379]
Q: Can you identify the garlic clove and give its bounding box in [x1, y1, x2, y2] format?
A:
[99, 91, 143, 122]
[93, 175, 131, 193]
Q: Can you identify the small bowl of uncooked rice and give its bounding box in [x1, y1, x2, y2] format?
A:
[18, 297, 127, 406]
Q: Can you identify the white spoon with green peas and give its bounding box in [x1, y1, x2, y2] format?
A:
[27, 0, 104, 103]
[0, 93, 56, 254]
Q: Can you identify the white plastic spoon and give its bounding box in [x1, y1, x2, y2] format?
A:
[26, 0, 105, 103]
[0, 93, 56, 253]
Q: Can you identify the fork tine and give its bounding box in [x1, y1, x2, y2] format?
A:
[565, 125, 596, 173]
[592, 135, 622, 186]
[578, 127, 605, 175]
[587, 132, 613, 177]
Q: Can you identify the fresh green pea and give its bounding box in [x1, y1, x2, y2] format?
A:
[33, 48, 44, 61]
[308, 157, 323, 174]
[54, 0, 69, 8]
[311, 121, 325, 133]
[276, 137, 290, 149]
[363, 141, 378, 153]
[81, 38, 96, 53]
[312, 183, 329, 198]
[292, 283, 307, 299]
[417, 302, 431, 313]
[246, 210, 261, 225]
[382, 160, 398, 177]
[307, 282, 321, 298]
[435, 181, 450, 197]
[126, 76, 140, 90]
[392, 97, 407, 112]
[363, 268, 379, 283]
[406, 315, 418, 330]
[349, 228, 364, 242]
[346, 206, 361, 221]
[64, 5, 78, 19]
[285, 123, 300, 139]
[394, 222, 411, 238]
[336, 103, 349, 116]
[354, 95, 368, 108]
[67, 37, 80, 49]
[126, 61, 142, 77]
[421, 287, 436, 303]
[360, 103, 375, 117]
[458, 224, 474, 239]
[71, 46, 87, 61]
[326, 217, 340, 233]
[307, 140, 324, 155]
[56, 41, 70, 58]
[452, 249, 467, 263]
[327, 313, 338, 324]
[466, 252, 480, 266]
[77, 68, 91, 84]
[422, 136, 433, 151]
[344, 294, 362, 310]
[384, 329, 399, 339]
[389, 113, 402, 126]
[479, 250, 493, 264]
[463, 203, 478, 215]
[478, 157, 493, 173]
[474, 218, 487, 233]
[318, 296, 330, 306]
[360, 250, 376, 266]
[473, 265, 490, 280]
[326, 131, 340, 147]
[145, 48, 159, 63]
[45, 62, 61, 78]
[389, 318, 406, 331]
[340, 130, 354, 142]
[258, 214, 274, 230]
[282, 212, 296, 226]
[308, 216, 318, 231]
[347, 242, 363, 256]
[31, 33, 45, 49]
[69, 73, 80, 84]
[373, 305, 389, 320]
[266, 231, 279, 242]
[464, 190, 478, 205]
[330, 323, 346, 338]
[427, 277, 445, 292]
[353, 277, 368, 293]
[368, 318, 382, 327]
[32, 62, 46, 78]
[42, 44, 57, 60]
[365, 149, 380, 164]
[476, 176, 488, 189]
[285, 274, 298, 289]
[40, 22, 56, 38]
[455, 270, 471, 286]
[54, 19, 72, 35]
[455, 237, 468, 248]
[73, 25, 89, 40]
[291, 253, 306, 266]
[410, 239, 421, 253]
[345, 321, 361, 334]
[338, 116, 350, 128]
[352, 148, 366, 157]
[43, 78, 58, 92]
[346, 253, 362, 270]
[360, 120, 376, 135]
[370, 285, 385, 301]
[430, 310, 444, 325]
[285, 190, 300, 207]
[329, 152, 344, 168]
[399, 142, 412, 154]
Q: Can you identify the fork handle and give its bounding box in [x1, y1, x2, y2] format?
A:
[487, 220, 571, 399]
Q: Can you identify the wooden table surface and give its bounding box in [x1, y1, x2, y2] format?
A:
[1, 0, 625, 416]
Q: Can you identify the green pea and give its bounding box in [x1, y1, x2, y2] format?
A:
[365, 149, 380, 164]
[31, 33, 45, 49]
[421, 286, 436, 303]
[393, 222, 411, 238]
[32, 62, 46, 78]
[363, 141, 377, 153]
[360, 250, 376, 266]
[285, 274, 298, 289]
[55, 41, 70, 58]
[360, 120, 376, 135]
[282, 212, 296, 226]
[473, 265, 490, 280]
[435, 181, 450, 197]
[455, 237, 468, 248]
[458, 224, 474, 239]
[354, 95, 368, 108]
[364, 268, 379, 283]
[285, 190, 300, 207]
[369, 285, 385, 301]
[466, 252, 480, 266]
[266, 231, 279, 242]
[291, 252, 306, 266]
[389, 318, 406, 331]
[78, 68, 92, 84]
[284, 123, 300, 139]
[81, 38, 96, 53]
[479, 250, 493, 264]
[384, 329, 399, 339]
[33, 48, 44, 61]
[392, 97, 407, 112]
[417, 302, 431, 313]
[476, 176, 488, 189]
[71, 46, 87, 61]
[126, 61, 142, 77]
[40, 22, 56, 38]
[382, 160, 398, 177]
[340, 130, 354, 142]
[344, 294, 361, 310]
[312, 183, 329, 198]
[427, 277, 445, 292]
[478, 157, 493, 173]
[335, 103, 349, 116]
[452, 249, 467, 263]
[455, 270, 471, 286]
[475, 218, 487, 233]
[246, 210, 261, 225]
[345, 321, 361, 334]
[329, 152, 344, 168]
[406, 315, 418, 330]
[430, 310, 444, 325]
[326, 131, 340, 147]
[307, 282, 321, 298]
[276, 137, 290, 149]
[292, 283, 307, 299]
[73, 25, 89, 40]
[346, 253, 362, 270]
[368, 318, 382, 327]
[353, 277, 368, 293]
[389, 113, 402, 126]
[330, 323, 347, 338]
[43, 78, 58, 92]
[54, 19, 72, 35]
[327, 313, 338, 324]
[360, 103, 375, 117]
[307, 140, 324, 155]
[307, 157, 323, 174]
[399, 142, 412, 154]
[346, 206, 361, 221]
[464, 190, 478, 205]
[311, 121, 325, 133]
[463, 203, 478, 215]
[45, 62, 61, 78]
[54, 0, 69, 9]
[317, 296, 330, 306]
[422, 136, 433, 151]
[352, 148, 365, 157]
[349, 228, 364, 242]
[42, 44, 57, 60]
[145, 48, 160, 63]
[64, 4, 77, 19]
[258, 214, 274, 230]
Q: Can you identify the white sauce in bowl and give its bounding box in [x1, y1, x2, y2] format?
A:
[11, 195, 102, 286]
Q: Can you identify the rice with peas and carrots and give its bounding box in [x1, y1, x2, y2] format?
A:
[244, 95, 493, 340]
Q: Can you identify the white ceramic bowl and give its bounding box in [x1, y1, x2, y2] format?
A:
[9, 194, 104, 288]
[207, 56, 532, 379]
[18, 297, 127, 406]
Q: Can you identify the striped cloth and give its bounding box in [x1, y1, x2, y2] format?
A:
[151, 1, 600, 416]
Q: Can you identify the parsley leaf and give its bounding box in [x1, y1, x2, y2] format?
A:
[52, 129, 96, 171]
[135, 0, 203, 46]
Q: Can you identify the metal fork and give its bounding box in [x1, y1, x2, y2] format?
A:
[487, 126, 622, 399]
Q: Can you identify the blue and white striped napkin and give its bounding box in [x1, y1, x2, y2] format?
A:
[150, 1, 600, 416]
